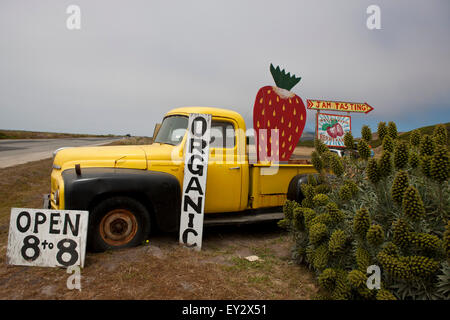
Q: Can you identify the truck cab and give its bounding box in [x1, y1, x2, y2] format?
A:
[49, 107, 316, 251]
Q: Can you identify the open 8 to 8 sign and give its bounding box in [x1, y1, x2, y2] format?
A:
[7, 208, 89, 268]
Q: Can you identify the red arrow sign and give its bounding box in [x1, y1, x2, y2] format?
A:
[307, 99, 374, 114]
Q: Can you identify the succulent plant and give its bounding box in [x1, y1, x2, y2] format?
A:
[344, 180, 359, 196]
[314, 138, 329, 155]
[376, 289, 397, 300]
[355, 246, 371, 271]
[392, 218, 411, 248]
[309, 222, 328, 244]
[430, 147, 449, 183]
[411, 232, 442, 252]
[378, 121, 388, 143]
[354, 208, 370, 238]
[283, 120, 449, 300]
[344, 131, 354, 150]
[382, 135, 395, 153]
[318, 268, 337, 291]
[330, 153, 344, 177]
[329, 229, 347, 255]
[420, 154, 433, 178]
[391, 170, 409, 205]
[348, 269, 366, 288]
[361, 125, 372, 143]
[394, 141, 409, 169]
[327, 202, 345, 224]
[433, 124, 448, 146]
[312, 243, 329, 270]
[378, 151, 393, 177]
[357, 139, 371, 160]
[387, 121, 398, 140]
[444, 221, 450, 259]
[339, 185, 353, 201]
[402, 186, 425, 221]
[313, 193, 329, 207]
[420, 134, 435, 156]
[410, 129, 421, 147]
[367, 158, 380, 184]
[409, 151, 420, 168]
[367, 224, 384, 246]
[311, 150, 323, 172]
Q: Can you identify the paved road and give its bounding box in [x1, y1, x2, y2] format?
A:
[0, 137, 123, 168]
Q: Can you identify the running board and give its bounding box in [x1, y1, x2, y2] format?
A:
[203, 212, 285, 227]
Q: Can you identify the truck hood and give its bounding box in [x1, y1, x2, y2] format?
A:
[54, 145, 148, 171]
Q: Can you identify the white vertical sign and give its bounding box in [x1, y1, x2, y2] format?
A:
[179, 113, 211, 250]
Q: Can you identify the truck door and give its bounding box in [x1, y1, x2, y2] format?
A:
[204, 119, 242, 213]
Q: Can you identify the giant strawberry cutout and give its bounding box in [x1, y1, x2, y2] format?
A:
[253, 64, 307, 162]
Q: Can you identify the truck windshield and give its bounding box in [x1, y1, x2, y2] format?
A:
[154, 115, 188, 145]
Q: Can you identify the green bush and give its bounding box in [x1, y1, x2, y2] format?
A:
[282, 121, 449, 300]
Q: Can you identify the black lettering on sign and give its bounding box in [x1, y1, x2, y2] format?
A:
[21, 235, 40, 261]
[16, 211, 31, 233]
[63, 213, 80, 236]
[183, 195, 203, 213]
[189, 138, 207, 155]
[188, 213, 195, 228]
[56, 238, 78, 266]
[185, 176, 204, 195]
[191, 116, 207, 137]
[49, 213, 60, 234]
[182, 228, 198, 247]
[33, 212, 46, 233]
[187, 154, 204, 175]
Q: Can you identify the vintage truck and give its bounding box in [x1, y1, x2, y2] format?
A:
[46, 107, 316, 252]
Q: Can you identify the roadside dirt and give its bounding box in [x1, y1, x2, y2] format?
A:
[0, 155, 318, 300]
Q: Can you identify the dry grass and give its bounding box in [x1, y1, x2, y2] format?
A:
[0, 158, 318, 300]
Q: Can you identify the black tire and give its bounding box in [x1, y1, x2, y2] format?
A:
[287, 174, 309, 204]
[88, 196, 151, 252]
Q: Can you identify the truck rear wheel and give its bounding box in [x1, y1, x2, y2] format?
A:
[88, 196, 151, 252]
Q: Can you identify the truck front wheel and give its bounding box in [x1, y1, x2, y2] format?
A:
[88, 196, 151, 252]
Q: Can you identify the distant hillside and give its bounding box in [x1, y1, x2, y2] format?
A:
[370, 122, 450, 148]
[0, 129, 119, 140]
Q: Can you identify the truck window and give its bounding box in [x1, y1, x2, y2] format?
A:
[210, 121, 235, 149]
[154, 115, 188, 145]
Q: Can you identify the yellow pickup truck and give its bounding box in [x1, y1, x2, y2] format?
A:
[47, 107, 316, 252]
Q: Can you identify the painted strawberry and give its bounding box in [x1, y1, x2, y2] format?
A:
[323, 120, 344, 139]
[253, 64, 307, 162]
[334, 123, 344, 136]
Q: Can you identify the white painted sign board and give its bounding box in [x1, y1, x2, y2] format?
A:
[179, 113, 211, 251]
[7, 208, 89, 268]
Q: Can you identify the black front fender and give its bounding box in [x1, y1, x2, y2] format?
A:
[62, 167, 181, 232]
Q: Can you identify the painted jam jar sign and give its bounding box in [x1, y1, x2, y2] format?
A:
[7, 208, 89, 268]
[179, 113, 211, 251]
[317, 113, 351, 148]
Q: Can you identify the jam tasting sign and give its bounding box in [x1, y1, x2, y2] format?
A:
[179, 113, 211, 251]
[7, 208, 89, 268]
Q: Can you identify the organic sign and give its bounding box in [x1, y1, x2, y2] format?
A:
[307, 99, 373, 114]
[7, 208, 88, 268]
[179, 113, 211, 251]
[317, 113, 351, 148]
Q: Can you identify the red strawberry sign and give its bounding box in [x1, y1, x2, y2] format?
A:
[322, 120, 344, 138]
[317, 113, 351, 148]
[253, 64, 307, 162]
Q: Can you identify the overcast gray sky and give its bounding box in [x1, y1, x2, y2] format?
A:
[0, 0, 449, 137]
